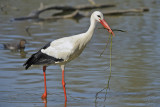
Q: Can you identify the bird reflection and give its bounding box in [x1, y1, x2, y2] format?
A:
[41, 99, 67, 107]
[20, 49, 27, 58]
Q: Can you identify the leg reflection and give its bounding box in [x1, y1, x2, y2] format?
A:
[42, 98, 66, 107]
[64, 100, 67, 107]
[42, 98, 47, 107]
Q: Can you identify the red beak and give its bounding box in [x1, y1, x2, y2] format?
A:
[100, 19, 115, 36]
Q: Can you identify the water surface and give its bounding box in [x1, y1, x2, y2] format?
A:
[0, 0, 160, 107]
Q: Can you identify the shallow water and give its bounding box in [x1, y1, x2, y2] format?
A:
[0, 0, 160, 107]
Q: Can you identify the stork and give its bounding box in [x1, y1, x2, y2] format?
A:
[23, 11, 115, 101]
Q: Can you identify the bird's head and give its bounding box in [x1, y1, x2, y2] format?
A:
[92, 11, 115, 36]
[19, 39, 27, 48]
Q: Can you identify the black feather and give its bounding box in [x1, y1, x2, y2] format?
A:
[23, 42, 64, 70]
[42, 42, 51, 49]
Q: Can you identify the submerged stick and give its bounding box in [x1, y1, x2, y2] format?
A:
[25, 26, 32, 36]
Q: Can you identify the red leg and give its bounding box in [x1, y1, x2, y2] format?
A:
[64, 100, 67, 107]
[41, 66, 47, 99]
[62, 69, 67, 101]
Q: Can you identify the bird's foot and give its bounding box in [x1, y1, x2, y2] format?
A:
[42, 97, 47, 104]
[41, 92, 47, 100]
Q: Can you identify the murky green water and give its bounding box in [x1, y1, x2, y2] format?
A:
[0, 0, 160, 107]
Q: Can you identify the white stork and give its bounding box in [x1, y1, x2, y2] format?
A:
[23, 11, 115, 101]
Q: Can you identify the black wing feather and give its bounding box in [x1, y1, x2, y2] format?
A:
[23, 42, 64, 70]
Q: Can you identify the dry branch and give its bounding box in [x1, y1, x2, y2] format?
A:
[88, 0, 96, 6]
[103, 7, 149, 15]
[14, 4, 115, 21]
[14, 5, 149, 21]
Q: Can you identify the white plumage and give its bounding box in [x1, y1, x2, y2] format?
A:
[41, 33, 88, 63]
[24, 11, 114, 101]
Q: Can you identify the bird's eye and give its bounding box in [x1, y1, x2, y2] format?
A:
[97, 15, 101, 18]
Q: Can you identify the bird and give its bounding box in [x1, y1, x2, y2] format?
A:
[3, 39, 27, 50]
[23, 11, 115, 101]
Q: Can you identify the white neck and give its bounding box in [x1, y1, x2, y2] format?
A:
[83, 16, 97, 44]
[86, 16, 97, 35]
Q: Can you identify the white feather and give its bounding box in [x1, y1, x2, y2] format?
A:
[41, 33, 86, 62]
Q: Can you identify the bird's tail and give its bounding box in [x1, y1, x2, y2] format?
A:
[23, 50, 64, 70]
[23, 53, 38, 70]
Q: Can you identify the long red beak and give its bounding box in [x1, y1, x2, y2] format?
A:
[100, 19, 115, 36]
